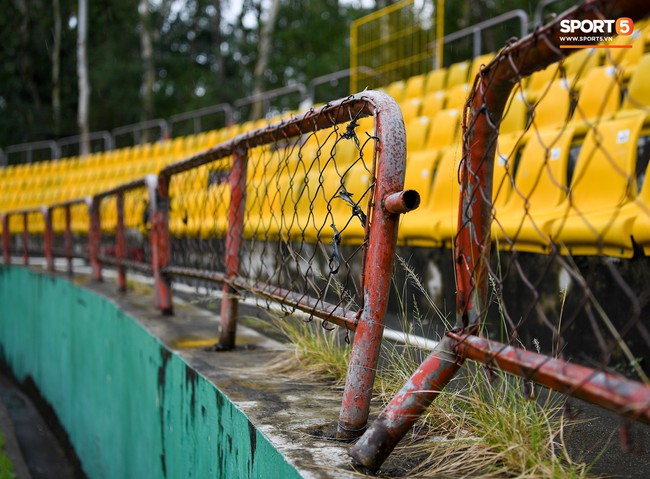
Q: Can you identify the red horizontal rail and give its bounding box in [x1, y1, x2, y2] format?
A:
[448, 331, 650, 425]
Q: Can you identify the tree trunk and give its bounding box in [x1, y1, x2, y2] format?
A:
[250, 0, 280, 120]
[139, 0, 155, 142]
[77, 0, 90, 156]
[52, 0, 62, 136]
[210, 0, 226, 102]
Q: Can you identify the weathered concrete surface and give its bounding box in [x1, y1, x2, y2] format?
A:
[0, 265, 360, 478]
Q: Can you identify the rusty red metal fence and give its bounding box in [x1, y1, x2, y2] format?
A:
[156, 92, 415, 436]
[350, 0, 650, 471]
[0, 92, 415, 440]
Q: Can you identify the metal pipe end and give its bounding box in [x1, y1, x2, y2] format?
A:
[383, 189, 421, 214]
[347, 420, 392, 473]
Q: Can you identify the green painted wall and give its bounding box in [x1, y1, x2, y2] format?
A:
[0, 266, 301, 479]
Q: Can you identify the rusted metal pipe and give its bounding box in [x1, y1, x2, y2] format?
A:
[64, 205, 73, 275]
[349, 0, 650, 469]
[383, 189, 420, 215]
[116, 192, 126, 292]
[449, 332, 650, 425]
[43, 207, 54, 272]
[87, 197, 102, 282]
[1, 214, 9, 264]
[147, 174, 173, 315]
[348, 337, 461, 471]
[214, 149, 248, 351]
[337, 91, 407, 439]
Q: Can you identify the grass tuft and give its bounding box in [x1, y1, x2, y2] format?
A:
[260, 253, 593, 477]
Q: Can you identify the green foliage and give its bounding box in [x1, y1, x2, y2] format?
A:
[0, 432, 16, 479]
[0, 0, 372, 151]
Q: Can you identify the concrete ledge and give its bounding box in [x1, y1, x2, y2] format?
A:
[0, 266, 359, 478]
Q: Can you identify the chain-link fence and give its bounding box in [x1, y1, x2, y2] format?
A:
[1, 92, 414, 442]
[351, 0, 650, 471]
[154, 93, 414, 437]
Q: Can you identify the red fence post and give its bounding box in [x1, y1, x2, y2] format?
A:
[87, 197, 103, 282]
[349, 337, 462, 469]
[147, 174, 173, 315]
[1, 214, 9, 264]
[115, 191, 127, 292]
[64, 205, 73, 275]
[43, 207, 54, 272]
[348, 0, 650, 471]
[337, 93, 407, 439]
[214, 148, 248, 351]
[22, 213, 28, 266]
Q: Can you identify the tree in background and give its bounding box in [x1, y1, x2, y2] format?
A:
[0, 0, 563, 155]
[77, 0, 90, 155]
[250, 0, 280, 120]
[139, 0, 156, 131]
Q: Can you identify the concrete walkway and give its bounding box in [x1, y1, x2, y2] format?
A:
[1, 266, 649, 478]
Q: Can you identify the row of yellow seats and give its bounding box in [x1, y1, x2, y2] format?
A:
[5, 114, 647, 260]
[399, 112, 649, 258]
[384, 18, 648, 110]
[0, 115, 296, 234]
[168, 151, 372, 244]
[401, 51, 650, 161]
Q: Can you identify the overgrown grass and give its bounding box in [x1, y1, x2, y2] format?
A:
[262, 315, 352, 386]
[263, 255, 591, 478]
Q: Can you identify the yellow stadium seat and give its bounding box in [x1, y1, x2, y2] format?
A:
[399, 144, 462, 247]
[425, 68, 447, 93]
[424, 109, 461, 150]
[420, 91, 445, 119]
[405, 116, 431, 153]
[446, 61, 470, 89]
[204, 129, 220, 148]
[525, 64, 559, 102]
[619, 53, 650, 113]
[444, 83, 470, 111]
[185, 185, 231, 238]
[296, 168, 341, 242]
[400, 97, 422, 122]
[603, 29, 645, 77]
[334, 163, 373, 244]
[70, 202, 89, 234]
[468, 52, 495, 83]
[500, 89, 528, 135]
[547, 114, 645, 257]
[528, 79, 571, 131]
[397, 148, 440, 244]
[492, 134, 521, 209]
[298, 160, 370, 243]
[404, 74, 425, 99]
[384, 80, 406, 103]
[491, 127, 575, 251]
[562, 47, 599, 80]
[627, 185, 650, 256]
[244, 169, 308, 241]
[121, 189, 148, 230]
[570, 66, 621, 132]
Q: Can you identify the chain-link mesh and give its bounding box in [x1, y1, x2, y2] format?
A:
[350, 2, 650, 472]
[166, 101, 380, 326]
[466, 16, 650, 387]
[97, 184, 151, 269]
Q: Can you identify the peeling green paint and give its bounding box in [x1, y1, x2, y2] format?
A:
[0, 266, 302, 479]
